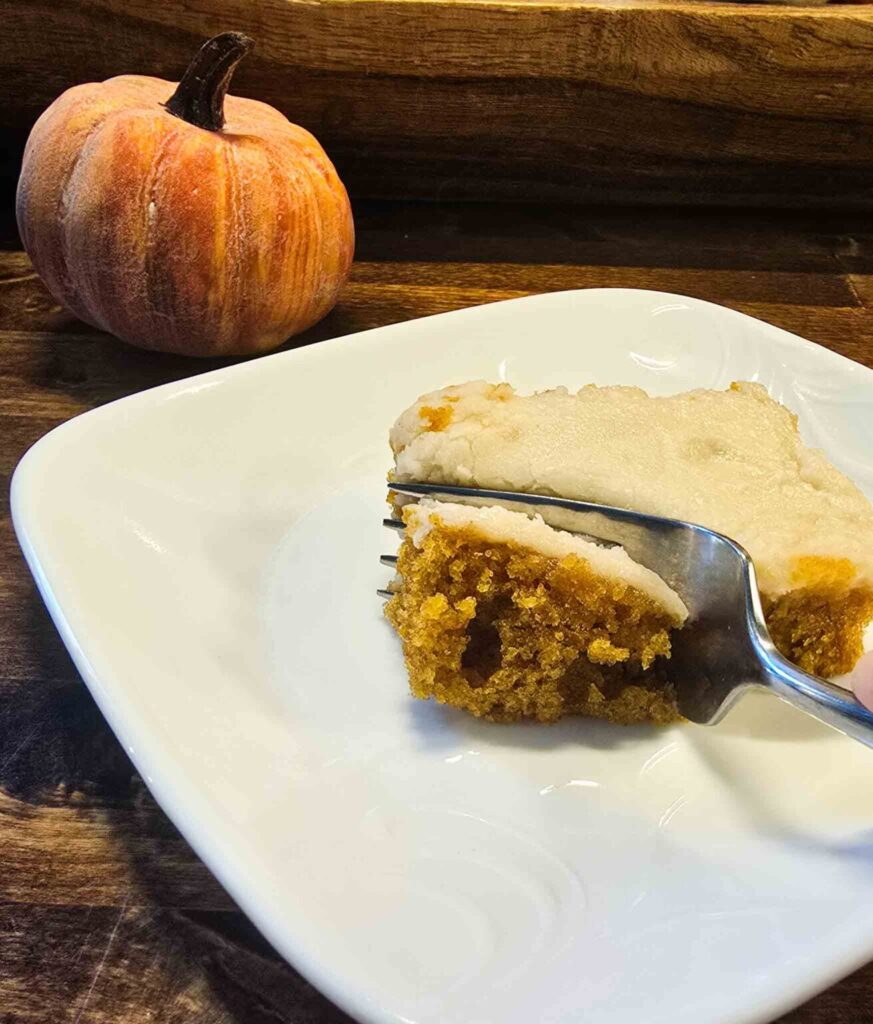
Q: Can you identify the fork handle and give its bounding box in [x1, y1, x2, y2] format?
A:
[757, 642, 873, 749]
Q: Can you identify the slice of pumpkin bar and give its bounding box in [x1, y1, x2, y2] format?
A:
[390, 380, 873, 682]
[384, 499, 687, 724]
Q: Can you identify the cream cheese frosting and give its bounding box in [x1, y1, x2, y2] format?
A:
[391, 381, 873, 598]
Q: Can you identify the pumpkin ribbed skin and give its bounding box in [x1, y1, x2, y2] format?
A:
[16, 73, 354, 355]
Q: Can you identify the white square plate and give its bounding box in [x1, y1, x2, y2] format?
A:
[12, 289, 873, 1024]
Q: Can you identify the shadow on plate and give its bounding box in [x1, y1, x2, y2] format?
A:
[712, 690, 834, 743]
[405, 693, 666, 753]
[405, 677, 833, 753]
[686, 715, 873, 866]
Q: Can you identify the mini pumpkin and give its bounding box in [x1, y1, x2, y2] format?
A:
[16, 33, 354, 356]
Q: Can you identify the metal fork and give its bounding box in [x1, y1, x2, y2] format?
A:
[381, 482, 873, 748]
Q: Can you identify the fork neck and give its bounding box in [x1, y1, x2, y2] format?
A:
[751, 634, 873, 749]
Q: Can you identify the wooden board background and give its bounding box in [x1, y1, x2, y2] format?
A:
[4, 0, 873, 208]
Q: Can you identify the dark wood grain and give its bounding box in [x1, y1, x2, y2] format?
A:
[5, 1, 873, 209]
[2, 201, 873, 1022]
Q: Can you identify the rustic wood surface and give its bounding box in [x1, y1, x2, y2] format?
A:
[5, 1, 873, 209]
[3, 200, 873, 1021]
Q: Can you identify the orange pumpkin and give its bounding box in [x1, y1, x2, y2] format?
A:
[16, 33, 354, 356]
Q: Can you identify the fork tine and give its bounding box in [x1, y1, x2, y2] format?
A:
[377, 588, 395, 600]
[388, 483, 442, 498]
[380, 554, 398, 567]
[383, 518, 404, 532]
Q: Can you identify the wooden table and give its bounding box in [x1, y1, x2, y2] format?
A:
[8, 1, 873, 209]
[2, 201, 873, 1023]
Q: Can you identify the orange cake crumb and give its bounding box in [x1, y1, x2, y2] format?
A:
[418, 405, 453, 432]
[385, 507, 683, 724]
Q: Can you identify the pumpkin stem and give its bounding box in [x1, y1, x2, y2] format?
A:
[165, 32, 254, 132]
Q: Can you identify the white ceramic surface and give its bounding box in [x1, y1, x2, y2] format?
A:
[11, 289, 873, 1024]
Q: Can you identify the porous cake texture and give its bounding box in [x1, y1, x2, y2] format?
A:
[385, 500, 686, 723]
